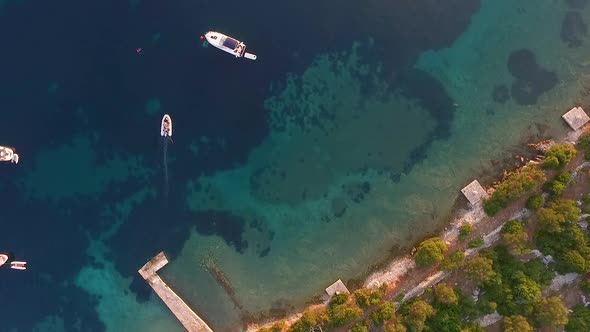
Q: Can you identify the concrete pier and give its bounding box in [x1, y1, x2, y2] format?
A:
[138, 252, 214, 332]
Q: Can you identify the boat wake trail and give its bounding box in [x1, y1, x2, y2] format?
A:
[162, 136, 171, 200]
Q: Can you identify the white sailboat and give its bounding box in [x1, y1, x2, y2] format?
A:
[203, 31, 257, 60]
[0, 146, 19, 164]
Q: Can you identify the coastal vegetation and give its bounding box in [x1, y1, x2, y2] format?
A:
[257, 133, 590, 332]
[483, 165, 545, 216]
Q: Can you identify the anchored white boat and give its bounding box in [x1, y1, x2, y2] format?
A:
[161, 114, 172, 137]
[203, 31, 257, 60]
[0, 146, 18, 164]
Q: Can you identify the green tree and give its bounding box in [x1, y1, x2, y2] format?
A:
[503, 315, 532, 332]
[371, 302, 396, 325]
[350, 322, 369, 332]
[566, 305, 590, 332]
[354, 287, 383, 308]
[551, 199, 582, 223]
[537, 207, 565, 232]
[384, 320, 407, 332]
[501, 219, 529, 255]
[433, 283, 458, 305]
[526, 194, 544, 210]
[545, 179, 566, 196]
[463, 256, 496, 283]
[403, 299, 435, 332]
[543, 143, 576, 169]
[512, 272, 541, 304]
[561, 250, 587, 273]
[440, 250, 465, 271]
[415, 237, 447, 266]
[535, 296, 568, 328]
[289, 308, 328, 332]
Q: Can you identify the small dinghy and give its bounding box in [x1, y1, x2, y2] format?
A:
[203, 31, 257, 60]
[10, 261, 27, 270]
[0, 146, 19, 164]
[161, 114, 172, 137]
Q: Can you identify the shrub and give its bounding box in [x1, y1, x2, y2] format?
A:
[483, 166, 545, 216]
[542, 143, 576, 169]
[585, 150, 590, 161]
[526, 194, 544, 210]
[534, 296, 569, 328]
[468, 237, 484, 248]
[415, 237, 447, 266]
[440, 250, 465, 271]
[258, 321, 285, 332]
[459, 224, 472, 241]
[578, 133, 590, 150]
[464, 256, 496, 284]
[566, 305, 590, 332]
[503, 315, 532, 332]
[394, 293, 405, 302]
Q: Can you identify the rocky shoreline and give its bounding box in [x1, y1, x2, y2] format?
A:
[245, 124, 589, 332]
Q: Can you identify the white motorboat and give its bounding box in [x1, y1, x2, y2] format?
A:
[161, 114, 172, 137]
[0, 146, 18, 164]
[203, 31, 257, 60]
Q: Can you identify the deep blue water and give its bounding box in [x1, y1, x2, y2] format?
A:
[0, 0, 490, 330]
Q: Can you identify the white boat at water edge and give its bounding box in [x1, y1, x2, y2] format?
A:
[203, 31, 257, 60]
[0, 146, 18, 164]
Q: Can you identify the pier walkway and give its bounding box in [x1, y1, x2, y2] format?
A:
[138, 252, 214, 332]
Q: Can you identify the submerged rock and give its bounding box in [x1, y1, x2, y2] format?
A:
[491, 84, 510, 103]
[561, 11, 588, 48]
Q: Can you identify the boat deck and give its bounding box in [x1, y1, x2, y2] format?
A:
[138, 252, 214, 332]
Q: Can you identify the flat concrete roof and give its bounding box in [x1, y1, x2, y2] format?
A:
[325, 279, 350, 297]
[562, 106, 590, 130]
[461, 180, 487, 205]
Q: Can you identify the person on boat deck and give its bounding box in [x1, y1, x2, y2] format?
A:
[235, 43, 244, 55]
[163, 118, 170, 135]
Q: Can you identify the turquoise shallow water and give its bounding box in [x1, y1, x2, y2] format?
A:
[2, 0, 590, 331]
